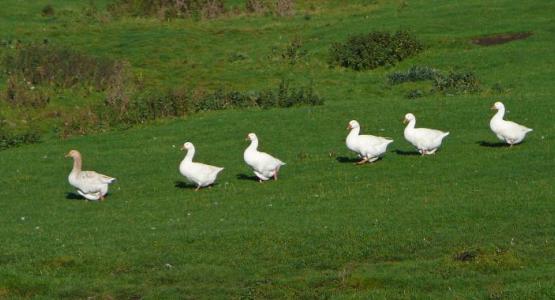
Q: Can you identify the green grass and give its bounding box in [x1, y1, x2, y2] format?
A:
[1, 0, 554, 298]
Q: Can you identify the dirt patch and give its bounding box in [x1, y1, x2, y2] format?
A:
[472, 32, 533, 46]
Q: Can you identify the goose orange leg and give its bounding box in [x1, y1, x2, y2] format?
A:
[356, 157, 369, 165]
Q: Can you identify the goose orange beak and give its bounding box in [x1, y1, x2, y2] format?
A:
[180, 145, 185, 151]
[490, 105, 496, 110]
[347, 124, 352, 130]
[64, 152, 71, 158]
[403, 118, 408, 124]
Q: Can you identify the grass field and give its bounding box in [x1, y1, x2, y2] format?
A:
[1, 0, 554, 298]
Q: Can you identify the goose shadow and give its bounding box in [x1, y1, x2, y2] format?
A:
[174, 180, 220, 190]
[335, 156, 359, 163]
[477, 141, 509, 148]
[174, 180, 197, 190]
[394, 149, 420, 156]
[65, 192, 85, 200]
[236, 173, 259, 181]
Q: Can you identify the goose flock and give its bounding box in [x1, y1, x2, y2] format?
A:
[66, 102, 533, 199]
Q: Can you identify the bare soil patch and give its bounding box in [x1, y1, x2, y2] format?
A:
[472, 32, 533, 46]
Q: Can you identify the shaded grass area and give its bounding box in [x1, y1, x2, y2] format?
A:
[0, 0, 554, 298]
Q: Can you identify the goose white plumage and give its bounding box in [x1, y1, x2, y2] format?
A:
[244, 133, 285, 182]
[66, 150, 116, 201]
[490, 101, 532, 146]
[403, 113, 449, 155]
[179, 142, 224, 191]
[346, 120, 393, 164]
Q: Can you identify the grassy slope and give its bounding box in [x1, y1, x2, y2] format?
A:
[1, 0, 554, 298]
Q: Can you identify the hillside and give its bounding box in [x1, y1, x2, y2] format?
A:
[0, 0, 554, 298]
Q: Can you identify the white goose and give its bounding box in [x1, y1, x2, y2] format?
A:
[490, 101, 532, 146]
[346, 120, 393, 164]
[179, 142, 224, 191]
[244, 133, 285, 182]
[403, 113, 449, 155]
[66, 150, 116, 201]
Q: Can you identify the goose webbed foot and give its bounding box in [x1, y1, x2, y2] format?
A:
[355, 157, 369, 165]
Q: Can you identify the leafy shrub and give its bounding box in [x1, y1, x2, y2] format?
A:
[2, 43, 128, 91]
[433, 71, 480, 94]
[108, 0, 226, 19]
[388, 65, 440, 85]
[329, 30, 423, 71]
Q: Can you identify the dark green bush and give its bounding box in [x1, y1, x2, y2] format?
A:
[108, 0, 226, 19]
[329, 30, 423, 71]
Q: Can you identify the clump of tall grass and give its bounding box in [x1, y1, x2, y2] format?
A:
[104, 79, 322, 125]
[5, 74, 50, 108]
[2, 43, 128, 91]
[245, 0, 294, 16]
[107, 0, 226, 20]
[56, 79, 323, 138]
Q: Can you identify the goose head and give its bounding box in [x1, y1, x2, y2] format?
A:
[491, 101, 504, 110]
[65, 149, 81, 159]
[180, 142, 194, 151]
[246, 133, 258, 142]
[403, 113, 416, 124]
[347, 120, 360, 130]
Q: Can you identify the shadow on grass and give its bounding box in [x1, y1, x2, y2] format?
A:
[65, 192, 84, 200]
[335, 156, 359, 163]
[174, 181, 196, 189]
[394, 149, 420, 156]
[236, 173, 259, 181]
[174, 181, 220, 190]
[477, 141, 508, 148]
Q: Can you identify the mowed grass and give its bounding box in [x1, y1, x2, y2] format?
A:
[1, 0, 554, 298]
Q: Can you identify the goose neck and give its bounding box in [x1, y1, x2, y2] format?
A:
[347, 127, 360, 140]
[405, 119, 416, 131]
[72, 155, 82, 173]
[247, 139, 258, 151]
[184, 147, 195, 162]
[493, 107, 505, 121]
